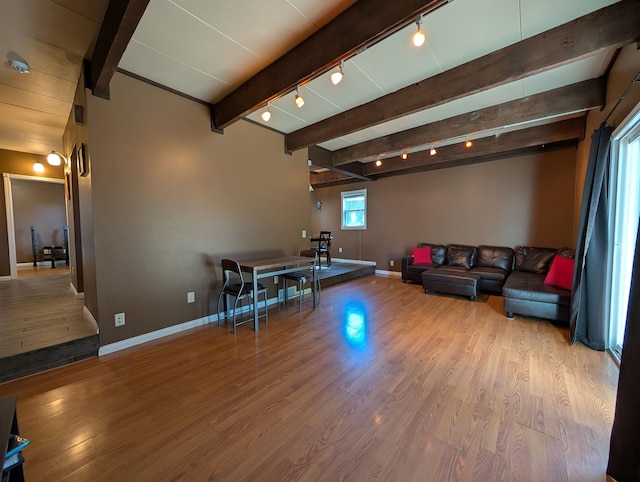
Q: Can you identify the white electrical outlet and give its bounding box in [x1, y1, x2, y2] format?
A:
[187, 291, 195, 303]
[115, 312, 125, 327]
[274, 276, 279, 284]
[339, 247, 343, 253]
[390, 260, 395, 267]
[302, 230, 307, 238]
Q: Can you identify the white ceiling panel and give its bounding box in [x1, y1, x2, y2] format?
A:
[410, 99, 469, 126]
[519, 0, 620, 39]
[459, 80, 524, 112]
[129, 0, 259, 88]
[350, 23, 443, 94]
[288, 0, 358, 29]
[425, 0, 521, 71]
[173, 0, 314, 66]
[119, 40, 231, 101]
[317, 137, 355, 151]
[302, 63, 385, 112]
[246, 105, 311, 133]
[373, 115, 425, 136]
[268, 86, 342, 127]
[523, 52, 610, 97]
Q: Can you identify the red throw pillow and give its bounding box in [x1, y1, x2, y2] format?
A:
[412, 247, 432, 264]
[544, 255, 575, 291]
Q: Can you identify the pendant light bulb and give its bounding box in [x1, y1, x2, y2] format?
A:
[295, 86, 304, 108]
[261, 104, 271, 122]
[412, 15, 426, 47]
[331, 61, 344, 85]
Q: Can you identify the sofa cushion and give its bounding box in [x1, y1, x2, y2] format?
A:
[544, 255, 575, 291]
[518, 247, 556, 274]
[417, 243, 447, 266]
[446, 245, 477, 269]
[470, 266, 509, 282]
[475, 246, 514, 271]
[412, 247, 432, 264]
[435, 266, 469, 275]
[503, 271, 570, 305]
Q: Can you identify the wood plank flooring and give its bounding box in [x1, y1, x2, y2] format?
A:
[0, 276, 618, 481]
[0, 267, 97, 359]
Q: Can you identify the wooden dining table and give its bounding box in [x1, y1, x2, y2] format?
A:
[238, 255, 317, 331]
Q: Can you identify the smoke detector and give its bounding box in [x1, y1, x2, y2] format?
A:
[9, 60, 30, 74]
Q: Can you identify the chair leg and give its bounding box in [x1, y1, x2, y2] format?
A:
[298, 279, 304, 312]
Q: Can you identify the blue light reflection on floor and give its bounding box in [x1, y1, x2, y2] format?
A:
[344, 302, 367, 349]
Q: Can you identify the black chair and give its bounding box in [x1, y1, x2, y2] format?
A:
[216, 259, 268, 333]
[282, 250, 320, 311]
[311, 231, 332, 268]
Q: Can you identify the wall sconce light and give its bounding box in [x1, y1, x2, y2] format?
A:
[412, 14, 426, 47]
[261, 104, 271, 122]
[46, 151, 67, 166]
[295, 86, 305, 108]
[331, 60, 344, 85]
[33, 162, 45, 173]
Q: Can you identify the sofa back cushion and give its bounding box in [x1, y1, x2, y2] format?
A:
[418, 243, 447, 266]
[446, 245, 477, 269]
[515, 246, 557, 274]
[475, 245, 514, 271]
[411, 247, 432, 264]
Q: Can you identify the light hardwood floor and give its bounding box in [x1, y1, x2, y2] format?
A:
[0, 267, 97, 359]
[0, 275, 618, 481]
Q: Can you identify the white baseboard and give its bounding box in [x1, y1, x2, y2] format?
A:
[0, 275, 10, 281]
[375, 269, 401, 277]
[70, 282, 84, 299]
[98, 294, 282, 356]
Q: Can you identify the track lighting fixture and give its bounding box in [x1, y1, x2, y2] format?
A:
[375, 156, 382, 167]
[465, 139, 473, 148]
[412, 14, 426, 47]
[295, 86, 304, 108]
[401, 151, 408, 160]
[430, 146, 437, 156]
[331, 60, 344, 85]
[261, 104, 271, 122]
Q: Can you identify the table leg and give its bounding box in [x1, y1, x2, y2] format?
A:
[253, 270, 259, 331]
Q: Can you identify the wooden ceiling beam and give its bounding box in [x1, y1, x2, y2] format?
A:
[331, 77, 604, 166]
[311, 117, 584, 188]
[361, 116, 585, 176]
[212, 0, 450, 130]
[307, 145, 374, 181]
[286, 0, 640, 151]
[88, 0, 151, 99]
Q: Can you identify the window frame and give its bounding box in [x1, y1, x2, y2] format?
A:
[341, 188, 367, 230]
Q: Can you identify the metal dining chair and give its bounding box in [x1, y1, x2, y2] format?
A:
[282, 250, 320, 311]
[216, 259, 268, 333]
[311, 230, 332, 268]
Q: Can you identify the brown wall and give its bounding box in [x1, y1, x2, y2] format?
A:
[311, 148, 577, 271]
[11, 179, 66, 263]
[0, 149, 64, 275]
[574, 45, 640, 240]
[85, 72, 309, 345]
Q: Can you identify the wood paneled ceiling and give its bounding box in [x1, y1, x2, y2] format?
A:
[2, 0, 639, 187]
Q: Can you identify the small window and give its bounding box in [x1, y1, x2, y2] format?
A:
[341, 189, 367, 230]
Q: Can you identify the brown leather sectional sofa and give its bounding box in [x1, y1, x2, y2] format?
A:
[402, 243, 574, 323]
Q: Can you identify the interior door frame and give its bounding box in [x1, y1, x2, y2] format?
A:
[3, 173, 65, 279]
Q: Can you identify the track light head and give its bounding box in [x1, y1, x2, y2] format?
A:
[412, 14, 426, 47]
[261, 104, 271, 122]
[430, 147, 437, 156]
[465, 139, 473, 148]
[294, 86, 304, 108]
[331, 60, 344, 85]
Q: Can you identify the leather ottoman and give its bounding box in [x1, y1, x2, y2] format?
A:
[421, 270, 481, 301]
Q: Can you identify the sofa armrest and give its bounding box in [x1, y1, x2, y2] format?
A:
[402, 255, 414, 271]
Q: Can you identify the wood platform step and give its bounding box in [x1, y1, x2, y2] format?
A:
[0, 334, 99, 383]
